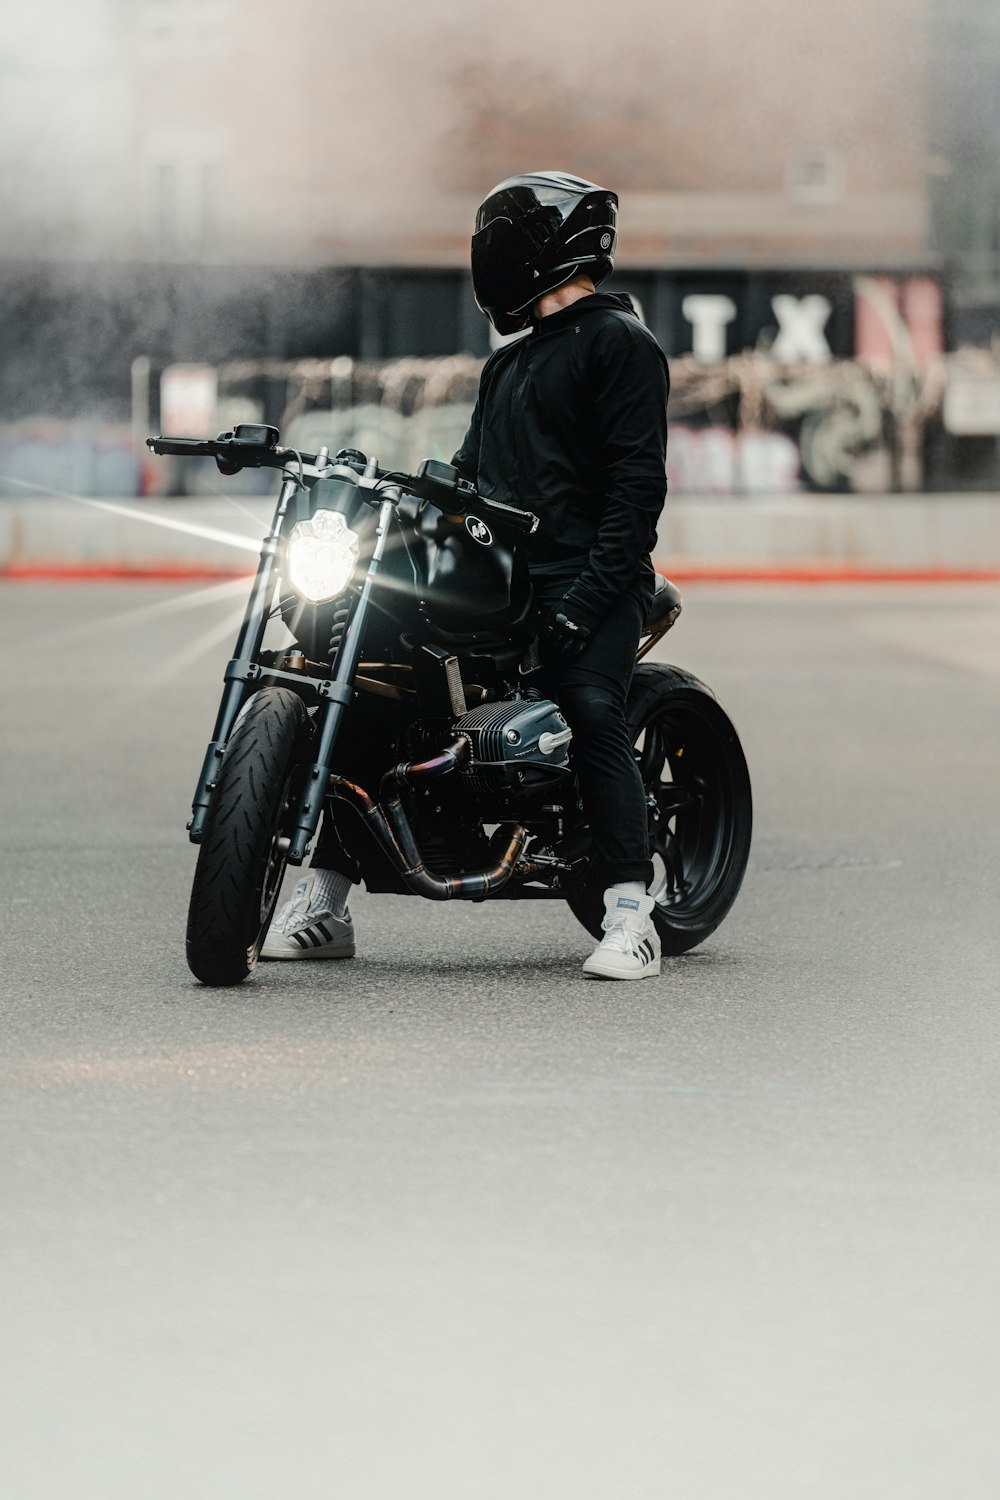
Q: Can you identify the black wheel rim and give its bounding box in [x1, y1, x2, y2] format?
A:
[634, 694, 745, 930]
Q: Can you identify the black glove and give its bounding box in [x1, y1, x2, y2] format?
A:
[537, 610, 592, 671]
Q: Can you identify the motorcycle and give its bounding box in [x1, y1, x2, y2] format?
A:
[147, 423, 752, 986]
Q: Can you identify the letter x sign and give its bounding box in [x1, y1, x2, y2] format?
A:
[682, 293, 833, 363]
[770, 294, 832, 363]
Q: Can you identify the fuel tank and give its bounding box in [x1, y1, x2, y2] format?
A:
[399, 497, 533, 636]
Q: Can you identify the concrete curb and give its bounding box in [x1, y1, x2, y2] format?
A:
[657, 494, 1000, 573]
[3, 493, 1000, 579]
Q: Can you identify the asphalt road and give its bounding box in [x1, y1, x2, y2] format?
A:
[2, 579, 999, 1499]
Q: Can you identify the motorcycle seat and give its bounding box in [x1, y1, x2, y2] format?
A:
[644, 574, 683, 634]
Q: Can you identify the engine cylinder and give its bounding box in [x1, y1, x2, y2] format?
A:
[452, 698, 572, 795]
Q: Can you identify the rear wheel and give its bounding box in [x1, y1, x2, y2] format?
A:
[567, 664, 752, 955]
[186, 688, 310, 986]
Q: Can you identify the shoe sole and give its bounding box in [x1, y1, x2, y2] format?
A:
[582, 958, 661, 981]
[260, 944, 355, 961]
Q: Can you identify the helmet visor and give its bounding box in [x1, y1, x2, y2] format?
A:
[471, 215, 545, 316]
[475, 183, 585, 238]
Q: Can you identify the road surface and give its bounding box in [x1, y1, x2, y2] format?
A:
[1, 579, 998, 1498]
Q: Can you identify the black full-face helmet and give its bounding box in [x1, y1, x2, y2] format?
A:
[471, 171, 618, 335]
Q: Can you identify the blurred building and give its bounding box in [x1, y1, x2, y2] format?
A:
[1, 0, 938, 400]
[1, 0, 933, 270]
[927, 0, 1000, 344]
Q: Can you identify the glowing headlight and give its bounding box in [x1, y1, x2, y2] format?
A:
[286, 510, 360, 603]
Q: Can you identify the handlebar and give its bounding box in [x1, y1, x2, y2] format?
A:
[148, 431, 290, 470]
[146, 431, 540, 536]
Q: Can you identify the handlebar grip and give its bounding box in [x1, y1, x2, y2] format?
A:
[474, 496, 540, 536]
[147, 437, 220, 457]
[147, 434, 308, 472]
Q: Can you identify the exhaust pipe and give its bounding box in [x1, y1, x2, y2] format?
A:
[329, 737, 527, 899]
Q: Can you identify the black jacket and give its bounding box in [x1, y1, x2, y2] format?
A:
[452, 292, 669, 630]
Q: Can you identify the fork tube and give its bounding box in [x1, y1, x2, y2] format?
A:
[227, 475, 297, 671]
[187, 474, 299, 842]
[286, 494, 396, 864]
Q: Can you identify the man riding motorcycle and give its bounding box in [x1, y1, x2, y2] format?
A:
[262, 171, 670, 980]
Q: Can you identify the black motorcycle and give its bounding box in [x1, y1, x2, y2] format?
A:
[147, 424, 752, 986]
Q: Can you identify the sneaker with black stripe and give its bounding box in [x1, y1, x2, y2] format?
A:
[261, 877, 355, 961]
[582, 890, 660, 981]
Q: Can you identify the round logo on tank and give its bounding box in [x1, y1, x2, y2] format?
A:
[600, 233, 613, 249]
[465, 515, 493, 546]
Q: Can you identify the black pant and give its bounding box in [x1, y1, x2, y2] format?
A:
[533, 579, 653, 889]
[314, 584, 652, 889]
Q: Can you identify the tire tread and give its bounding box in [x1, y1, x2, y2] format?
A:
[186, 688, 308, 986]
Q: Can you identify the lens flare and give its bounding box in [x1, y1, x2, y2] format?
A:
[0, 475, 263, 555]
[140, 602, 251, 690]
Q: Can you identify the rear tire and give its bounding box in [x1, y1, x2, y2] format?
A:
[566, 664, 752, 955]
[186, 688, 310, 986]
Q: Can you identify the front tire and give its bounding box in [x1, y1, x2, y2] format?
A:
[186, 688, 310, 986]
[567, 664, 752, 955]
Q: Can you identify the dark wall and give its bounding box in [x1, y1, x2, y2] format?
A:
[0, 260, 940, 422]
[603, 269, 859, 361]
[0, 263, 361, 422]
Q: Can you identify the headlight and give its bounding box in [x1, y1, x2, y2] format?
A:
[285, 510, 360, 603]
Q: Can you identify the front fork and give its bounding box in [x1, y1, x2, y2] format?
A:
[187, 474, 299, 842]
[286, 493, 396, 863]
[186, 481, 396, 869]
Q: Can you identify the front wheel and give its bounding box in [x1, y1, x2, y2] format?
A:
[186, 687, 310, 986]
[566, 664, 752, 955]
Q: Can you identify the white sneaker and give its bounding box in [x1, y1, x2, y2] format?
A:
[582, 890, 661, 981]
[261, 877, 355, 960]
